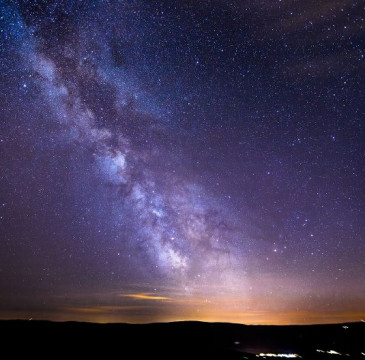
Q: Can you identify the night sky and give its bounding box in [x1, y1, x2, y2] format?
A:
[1, 0, 364, 325]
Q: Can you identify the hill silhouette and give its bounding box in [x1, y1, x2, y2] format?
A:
[1, 320, 364, 359]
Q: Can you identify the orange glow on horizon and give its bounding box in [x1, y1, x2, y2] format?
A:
[1, 304, 363, 326]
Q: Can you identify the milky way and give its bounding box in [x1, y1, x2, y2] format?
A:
[1, 1, 365, 324]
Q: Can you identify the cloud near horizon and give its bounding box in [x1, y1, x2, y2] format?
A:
[122, 293, 173, 302]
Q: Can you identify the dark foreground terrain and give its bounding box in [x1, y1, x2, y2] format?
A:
[1, 320, 364, 359]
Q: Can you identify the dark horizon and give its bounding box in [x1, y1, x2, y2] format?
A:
[2, 318, 365, 326]
[2, 319, 364, 359]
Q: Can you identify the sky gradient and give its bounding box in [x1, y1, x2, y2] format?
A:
[0, 0, 365, 325]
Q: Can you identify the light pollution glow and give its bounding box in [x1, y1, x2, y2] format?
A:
[1, 291, 364, 325]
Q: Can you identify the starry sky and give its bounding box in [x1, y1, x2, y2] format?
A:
[0, 0, 364, 325]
